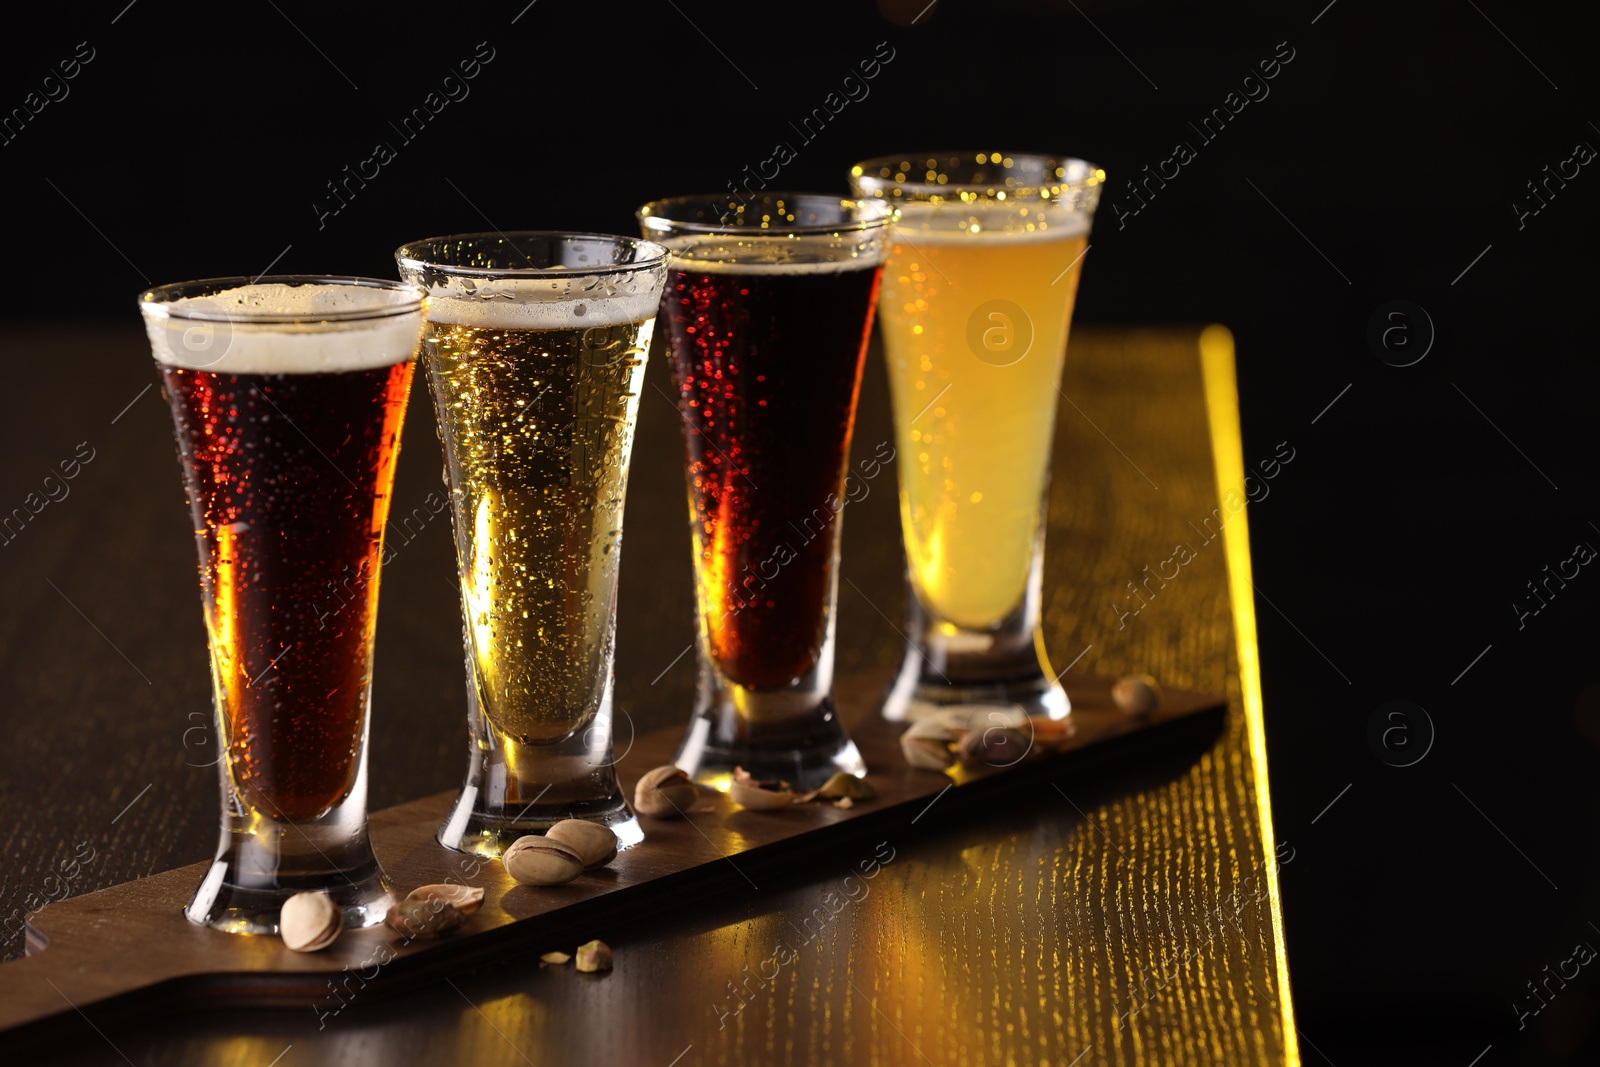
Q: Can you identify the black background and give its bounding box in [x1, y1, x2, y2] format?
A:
[3, 0, 1597, 1062]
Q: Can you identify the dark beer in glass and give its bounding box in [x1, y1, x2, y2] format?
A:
[638, 194, 890, 789]
[140, 276, 424, 933]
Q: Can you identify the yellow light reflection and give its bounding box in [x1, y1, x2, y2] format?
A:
[209, 520, 238, 685]
[466, 492, 495, 664]
[1199, 324, 1301, 1067]
[701, 490, 738, 654]
[698, 770, 735, 795]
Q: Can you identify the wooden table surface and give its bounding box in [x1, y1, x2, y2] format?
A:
[0, 322, 1297, 1066]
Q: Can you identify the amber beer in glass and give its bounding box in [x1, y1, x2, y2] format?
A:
[850, 153, 1103, 723]
[140, 276, 424, 933]
[397, 233, 668, 855]
[638, 194, 890, 790]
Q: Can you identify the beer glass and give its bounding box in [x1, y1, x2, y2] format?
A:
[638, 194, 891, 790]
[140, 276, 424, 933]
[849, 153, 1103, 723]
[396, 233, 668, 856]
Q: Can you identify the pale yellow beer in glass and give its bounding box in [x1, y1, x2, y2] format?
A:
[396, 232, 669, 856]
[881, 224, 1089, 627]
[851, 153, 1103, 721]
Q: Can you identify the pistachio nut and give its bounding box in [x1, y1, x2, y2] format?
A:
[575, 938, 613, 973]
[280, 891, 342, 953]
[386, 897, 465, 938]
[957, 725, 1034, 769]
[502, 835, 584, 886]
[634, 765, 698, 819]
[544, 820, 618, 868]
[1111, 675, 1161, 717]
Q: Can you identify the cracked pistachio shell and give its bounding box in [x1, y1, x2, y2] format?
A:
[404, 883, 485, 916]
[900, 718, 957, 771]
[730, 767, 797, 810]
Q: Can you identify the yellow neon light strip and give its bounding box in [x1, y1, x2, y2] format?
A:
[1198, 324, 1301, 1066]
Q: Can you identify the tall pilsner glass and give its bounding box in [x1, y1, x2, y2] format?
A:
[396, 233, 668, 856]
[638, 194, 890, 790]
[140, 276, 424, 933]
[850, 153, 1104, 723]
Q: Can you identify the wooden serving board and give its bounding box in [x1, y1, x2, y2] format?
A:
[1, 671, 1222, 1045]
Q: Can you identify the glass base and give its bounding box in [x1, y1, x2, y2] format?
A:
[184, 812, 394, 935]
[437, 788, 643, 858]
[437, 675, 641, 859]
[880, 589, 1072, 725]
[675, 690, 866, 792]
[185, 853, 392, 935]
[883, 665, 1071, 726]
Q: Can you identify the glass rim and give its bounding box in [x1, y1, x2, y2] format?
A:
[138, 275, 425, 324]
[394, 230, 670, 281]
[849, 152, 1104, 200]
[636, 193, 892, 237]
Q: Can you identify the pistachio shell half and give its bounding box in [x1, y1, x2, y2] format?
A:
[280, 891, 342, 953]
[730, 767, 798, 810]
[386, 898, 465, 938]
[900, 718, 958, 771]
[405, 883, 485, 916]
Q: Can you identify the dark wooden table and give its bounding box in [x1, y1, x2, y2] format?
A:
[0, 323, 1296, 1065]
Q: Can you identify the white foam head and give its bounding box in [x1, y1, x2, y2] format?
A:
[422, 279, 662, 329]
[140, 282, 423, 374]
[886, 201, 1092, 246]
[639, 195, 891, 275]
[396, 233, 670, 331]
[659, 235, 887, 275]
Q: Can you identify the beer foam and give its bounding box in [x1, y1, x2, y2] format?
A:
[888, 205, 1092, 246]
[142, 283, 423, 374]
[423, 286, 661, 329]
[659, 236, 887, 275]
